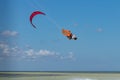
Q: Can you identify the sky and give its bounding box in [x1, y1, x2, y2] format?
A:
[0, 0, 120, 71]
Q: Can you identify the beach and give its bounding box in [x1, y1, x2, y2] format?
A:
[0, 72, 120, 80]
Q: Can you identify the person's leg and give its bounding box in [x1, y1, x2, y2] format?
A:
[67, 36, 72, 40]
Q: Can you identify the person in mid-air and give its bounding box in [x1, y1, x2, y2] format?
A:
[62, 29, 77, 40]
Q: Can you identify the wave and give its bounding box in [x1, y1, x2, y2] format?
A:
[69, 78, 96, 80]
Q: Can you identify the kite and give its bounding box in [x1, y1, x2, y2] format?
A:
[30, 11, 77, 40]
[30, 11, 46, 28]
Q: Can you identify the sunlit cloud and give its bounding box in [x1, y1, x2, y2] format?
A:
[0, 30, 19, 37]
[0, 41, 75, 61]
[25, 49, 34, 56]
[37, 49, 57, 56]
[0, 42, 10, 56]
[0, 42, 21, 57]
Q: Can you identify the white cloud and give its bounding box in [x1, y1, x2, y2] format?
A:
[37, 49, 56, 56]
[68, 52, 74, 59]
[0, 42, 10, 56]
[60, 52, 75, 60]
[25, 49, 34, 56]
[96, 28, 103, 32]
[0, 41, 75, 61]
[0, 42, 8, 49]
[24, 49, 56, 57]
[1, 30, 18, 37]
[0, 42, 22, 57]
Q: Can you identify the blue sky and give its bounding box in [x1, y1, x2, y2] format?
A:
[0, 0, 120, 71]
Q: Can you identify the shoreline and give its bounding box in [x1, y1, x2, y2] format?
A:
[0, 71, 120, 73]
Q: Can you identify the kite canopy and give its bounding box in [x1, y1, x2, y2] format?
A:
[30, 11, 46, 28]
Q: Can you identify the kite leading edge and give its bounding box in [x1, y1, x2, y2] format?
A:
[30, 11, 46, 28]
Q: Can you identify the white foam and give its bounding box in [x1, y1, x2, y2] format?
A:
[69, 78, 96, 80]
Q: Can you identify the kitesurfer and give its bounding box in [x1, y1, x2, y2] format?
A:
[62, 29, 77, 40]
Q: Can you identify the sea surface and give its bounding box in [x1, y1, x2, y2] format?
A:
[0, 71, 120, 80]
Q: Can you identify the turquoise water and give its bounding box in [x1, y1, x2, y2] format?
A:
[0, 72, 120, 80]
